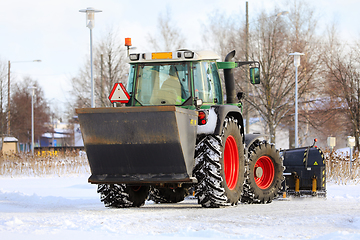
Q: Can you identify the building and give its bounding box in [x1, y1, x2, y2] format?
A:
[0, 136, 18, 155]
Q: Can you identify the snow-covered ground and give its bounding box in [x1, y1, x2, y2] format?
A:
[1, 175, 360, 240]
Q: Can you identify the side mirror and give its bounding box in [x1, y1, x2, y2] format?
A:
[250, 67, 260, 84]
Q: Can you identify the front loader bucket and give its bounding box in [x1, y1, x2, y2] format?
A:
[76, 106, 198, 184]
[281, 147, 326, 197]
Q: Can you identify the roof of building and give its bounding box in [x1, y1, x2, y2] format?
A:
[41, 133, 70, 139]
[1, 137, 18, 142]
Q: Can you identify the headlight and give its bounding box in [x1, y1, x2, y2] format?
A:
[129, 54, 139, 61]
[184, 51, 194, 59]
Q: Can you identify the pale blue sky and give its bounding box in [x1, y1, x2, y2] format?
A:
[0, 0, 357, 117]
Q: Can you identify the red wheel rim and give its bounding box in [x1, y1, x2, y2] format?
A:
[224, 135, 239, 190]
[254, 156, 274, 189]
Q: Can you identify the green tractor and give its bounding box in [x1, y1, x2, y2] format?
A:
[76, 46, 324, 208]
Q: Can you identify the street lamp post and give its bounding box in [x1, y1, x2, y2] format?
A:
[7, 60, 41, 136]
[79, 7, 102, 108]
[28, 86, 37, 155]
[289, 52, 305, 148]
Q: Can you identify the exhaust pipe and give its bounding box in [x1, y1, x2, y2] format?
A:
[224, 50, 237, 104]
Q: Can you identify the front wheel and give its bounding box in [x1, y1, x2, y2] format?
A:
[193, 117, 245, 208]
[242, 140, 283, 204]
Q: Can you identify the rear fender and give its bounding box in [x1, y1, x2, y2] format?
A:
[213, 105, 244, 143]
[244, 134, 269, 149]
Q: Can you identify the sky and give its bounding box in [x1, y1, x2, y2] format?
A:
[0, 0, 358, 119]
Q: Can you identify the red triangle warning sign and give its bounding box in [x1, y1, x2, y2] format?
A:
[108, 83, 130, 103]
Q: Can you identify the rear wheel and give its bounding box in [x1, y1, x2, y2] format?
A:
[149, 187, 189, 203]
[97, 184, 149, 208]
[193, 117, 245, 208]
[242, 140, 283, 204]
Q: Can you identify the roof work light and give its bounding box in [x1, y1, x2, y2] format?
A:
[125, 38, 132, 47]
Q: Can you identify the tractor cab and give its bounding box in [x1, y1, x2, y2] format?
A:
[125, 50, 226, 108]
[125, 49, 260, 108]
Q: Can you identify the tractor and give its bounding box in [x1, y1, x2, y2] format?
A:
[76, 44, 325, 208]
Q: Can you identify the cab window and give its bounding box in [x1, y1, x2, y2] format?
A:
[193, 61, 222, 104]
[134, 63, 191, 106]
[210, 62, 223, 104]
[126, 64, 136, 96]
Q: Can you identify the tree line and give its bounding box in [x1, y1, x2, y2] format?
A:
[0, 0, 358, 151]
[68, 0, 360, 150]
[0, 71, 50, 146]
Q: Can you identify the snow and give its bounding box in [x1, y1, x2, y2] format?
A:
[1, 176, 360, 240]
[2, 137, 18, 142]
[336, 147, 352, 155]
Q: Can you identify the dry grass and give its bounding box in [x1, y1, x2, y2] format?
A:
[1, 149, 359, 184]
[0, 150, 90, 177]
[324, 149, 360, 184]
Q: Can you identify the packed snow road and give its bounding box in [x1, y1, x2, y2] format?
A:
[0, 176, 360, 240]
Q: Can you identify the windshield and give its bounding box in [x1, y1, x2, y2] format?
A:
[134, 63, 191, 106]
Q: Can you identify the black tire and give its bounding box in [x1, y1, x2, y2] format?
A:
[97, 184, 150, 208]
[149, 187, 189, 203]
[242, 140, 284, 204]
[193, 117, 245, 208]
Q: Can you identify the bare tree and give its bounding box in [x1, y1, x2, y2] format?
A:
[147, 8, 186, 51]
[10, 77, 50, 144]
[321, 26, 360, 150]
[0, 60, 8, 136]
[70, 63, 91, 109]
[286, 0, 325, 145]
[200, 10, 242, 59]
[242, 1, 322, 146]
[94, 31, 128, 107]
[200, 10, 255, 133]
[200, 1, 322, 146]
[245, 9, 294, 144]
[69, 29, 128, 110]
